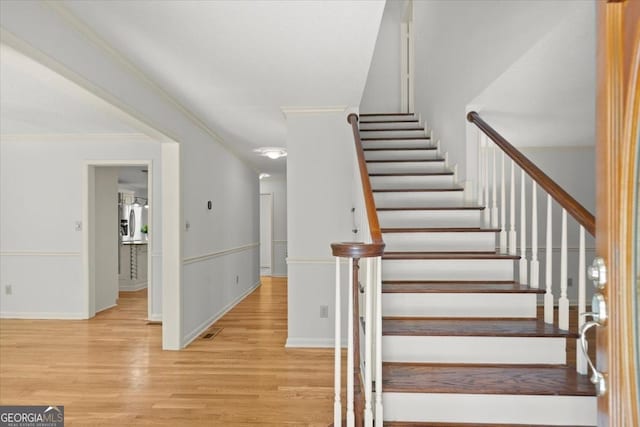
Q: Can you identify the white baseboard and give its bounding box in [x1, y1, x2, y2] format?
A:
[181, 280, 261, 348]
[285, 337, 347, 348]
[270, 274, 288, 278]
[0, 311, 86, 320]
[95, 303, 117, 314]
[119, 281, 148, 292]
[148, 313, 162, 322]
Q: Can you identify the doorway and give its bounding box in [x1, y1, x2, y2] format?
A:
[400, 6, 414, 114]
[85, 161, 153, 322]
[260, 193, 274, 276]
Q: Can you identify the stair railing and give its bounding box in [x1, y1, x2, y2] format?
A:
[467, 111, 595, 375]
[330, 113, 385, 427]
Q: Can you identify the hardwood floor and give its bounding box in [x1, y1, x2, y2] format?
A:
[0, 277, 337, 426]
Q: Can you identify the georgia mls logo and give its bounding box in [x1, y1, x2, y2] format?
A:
[0, 405, 64, 427]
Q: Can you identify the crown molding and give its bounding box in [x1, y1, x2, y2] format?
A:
[0, 132, 153, 143]
[281, 105, 349, 117]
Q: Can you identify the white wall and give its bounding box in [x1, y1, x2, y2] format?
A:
[0, 137, 163, 319]
[286, 111, 355, 347]
[360, 0, 408, 113]
[92, 166, 119, 312]
[260, 173, 287, 277]
[180, 139, 260, 347]
[413, 0, 591, 182]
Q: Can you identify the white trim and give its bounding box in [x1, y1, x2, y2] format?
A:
[281, 106, 348, 116]
[0, 311, 86, 320]
[162, 143, 182, 350]
[148, 313, 162, 322]
[0, 133, 151, 143]
[95, 303, 117, 314]
[119, 281, 147, 292]
[183, 242, 259, 265]
[285, 337, 347, 348]
[286, 257, 347, 265]
[182, 280, 261, 348]
[273, 240, 287, 244]
[0, 251, 80, 257]
[270, 274, 288, 278]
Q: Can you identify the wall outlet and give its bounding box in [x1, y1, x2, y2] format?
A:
[74, 221, 82, 231]
[5, 285, 12, 295]
[235, 275, 239, 284]
[320, 305, 329, 319]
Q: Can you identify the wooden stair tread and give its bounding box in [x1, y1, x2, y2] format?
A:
[382, 282, 543, 294]
[369, 172, 454, 176]
[382, 318, 577, 338]
[360, 119, 419, 124]
[373, 187, 464, 192]
[367, 158, 445, 163]
[364, 147, 436, 151]
[362, 136, 431, 141]
[383, 252, 520, 260]
[384, 422, 580, 427]
[360, 113, 415, 116]
[381, 227, 500, 233]
[382, 363, 595, 396]
[361, 127, 425, 131]
[377, 205, 485, 211]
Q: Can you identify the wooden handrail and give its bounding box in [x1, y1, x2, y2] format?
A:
[467, 111, 595, 236]
[347, 113, 384, 244]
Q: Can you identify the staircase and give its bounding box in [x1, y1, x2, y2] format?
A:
[340, 112, 597, 426]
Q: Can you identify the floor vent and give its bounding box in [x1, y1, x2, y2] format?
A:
[201, 328, 223, 340]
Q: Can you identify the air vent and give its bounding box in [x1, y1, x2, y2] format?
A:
[201, 327, 222, 340]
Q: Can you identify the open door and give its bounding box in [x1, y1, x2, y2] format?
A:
[595, 0, 640, 425]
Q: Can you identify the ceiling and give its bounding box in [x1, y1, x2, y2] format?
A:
[118, 166, 148, 195]
[0, 44, 138, 135]
[62, 0, 385, 173]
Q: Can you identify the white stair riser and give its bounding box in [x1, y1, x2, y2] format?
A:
[365, 150, 439, 161]
[371, 175, 455, 189]
[363, 140, 430, 149]
[360, 130, 427, 138]
[359, 114, 416, 122]
[378, 210, 483, 228]
[374, 191, 463, 207]
[383, 232, 496, 252]
[383, 393, 597, 425]
[382, 259, 514, 281]
[360, 118, 424, 130]
[382, 336, 566, 364]
[367, 161, 447, 174]
[382, 293, 536, 317]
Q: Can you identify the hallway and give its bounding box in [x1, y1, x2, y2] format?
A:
[0, 277, 336, 426]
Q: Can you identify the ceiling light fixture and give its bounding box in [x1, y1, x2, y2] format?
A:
[253, 147, 287, 160]
[259, 173, 271, 180]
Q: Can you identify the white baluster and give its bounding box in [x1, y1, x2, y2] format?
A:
[530, 182, 539, 288]
[334, 257, 342, 426]
[346, 258, 354, 427]
[500, 152, 507, 253]
[477, 132, 483, 207]
[364, 258, 373, 426]
[577, 226, 587, 374]
[374, 256, 383, 426]
[491, 143, 498, 228]
[559, 209, 569, 330]
[544, 195, 554, 324]
[519, 169, 527, 285]
[508, 160, 517, 255]
[484, 135, 490, 228]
